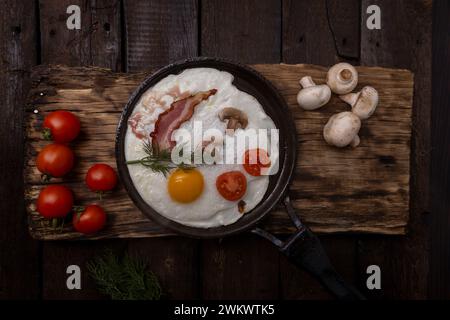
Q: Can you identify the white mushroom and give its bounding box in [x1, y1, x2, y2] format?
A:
[326, 63, 358, 95]
[323, 111, 361, 148]
[296, 76, 331, 110]
[340, 86, 379, 120]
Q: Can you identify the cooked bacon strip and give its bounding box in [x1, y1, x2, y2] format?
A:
[128, 112, 145, 139]
[150, 89, 217, 152]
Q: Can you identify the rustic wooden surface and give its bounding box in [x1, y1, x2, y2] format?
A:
[24, 63, 413, 240]
[1, 0, 445, 300]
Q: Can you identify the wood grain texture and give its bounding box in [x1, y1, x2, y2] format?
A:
[39, 0, 121, 69]
[429, 0, 450, 299]
[201, 0, 281, 63]
[24, 63, 413, 239]
[280, 0, 361, 299]
[0, 0, 40, 299]
[357, 0, 432, 299]
[283, 0, 336, 64]
[123, 0, 198, 72]
[38, 0, 123, 300]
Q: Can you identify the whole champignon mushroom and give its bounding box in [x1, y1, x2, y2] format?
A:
[340, 86, 379, 120]
[296, 76, 332, 110]
[323, 111, 361, 148]
[219, 107, 248, 130]
[326, 63, 358, 95]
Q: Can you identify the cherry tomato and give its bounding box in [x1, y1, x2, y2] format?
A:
[85, 164, 118, 192]
[243, 148, 271, 176]
[36, 143, 75, 178]
[36, 185, 74, 219]
[43, 110, 80, 143]
[216, 171, 247, 201]
[72, 205, 106, 234]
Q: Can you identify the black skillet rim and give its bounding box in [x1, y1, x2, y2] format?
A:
[115, 57, 297, 239]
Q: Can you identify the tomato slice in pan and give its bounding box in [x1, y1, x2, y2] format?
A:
[216, 171, 247, 201]
[243, 148, 271, 176]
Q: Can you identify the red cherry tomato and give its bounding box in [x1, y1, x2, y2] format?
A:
[36, 185, 74, 219]
[216, 171, 247, 201]
[85, 164, 118, 192]
[43, 110, 80, 143]
[36, 143, 74, 178]
[72, 205, 107, 234]
[243, 148, 271, 176]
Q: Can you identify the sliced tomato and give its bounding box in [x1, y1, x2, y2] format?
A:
[243, 148, 271, 176]
[216, 171, 247, 201]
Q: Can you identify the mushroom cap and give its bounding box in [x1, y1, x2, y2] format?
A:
[323, 111, 361, 147]
[297, 84, 331, 110]
[340, 86, 379, 120]
[326, 62, 358, 95]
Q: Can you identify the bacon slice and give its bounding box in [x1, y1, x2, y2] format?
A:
[128, 112, 145, 139]
[150, 89, 217, 153]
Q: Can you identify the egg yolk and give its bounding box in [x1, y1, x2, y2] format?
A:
[167, 169, 204, 203]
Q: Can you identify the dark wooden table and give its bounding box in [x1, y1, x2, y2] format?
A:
[1, 0, 448, 300]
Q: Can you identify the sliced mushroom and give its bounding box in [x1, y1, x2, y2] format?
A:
[340, 86, 379, 120]
[326, 63, 358, 95]
[219, 107, 248, 130]
[238, 200, 246, 213]
[323, 111, 361, 148]
[296, 76, 332, 110]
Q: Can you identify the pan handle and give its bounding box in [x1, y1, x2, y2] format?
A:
[252, 196, 365, 300]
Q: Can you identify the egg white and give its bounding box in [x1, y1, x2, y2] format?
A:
[125, 68, 278, 228]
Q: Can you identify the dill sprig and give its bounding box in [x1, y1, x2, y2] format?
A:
[87, 250, 162, 300]
[126, 141, 194, 176]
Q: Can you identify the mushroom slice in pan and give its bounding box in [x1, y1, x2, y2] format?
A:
[219, 107, 249, 130]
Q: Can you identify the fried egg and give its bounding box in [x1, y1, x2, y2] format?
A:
[125, 68, 278, 228]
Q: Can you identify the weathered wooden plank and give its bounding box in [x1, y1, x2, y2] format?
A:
[429, 0, 450, 299]
[127, 238, 200, 299]
[281, 0, 362, 300]
[283, 0, 336, 64]
[123, 0, 201, 300]
[42, 240, 127, 299]
[201, 0, 281, 63]
[40, 0, 122, 68]
[0, 0, 40, 300]
[358, 0, 432, 299]
[326, 0, 361, 59]
[25, 63, 413, 239]
[123, 0, 198, 72]
[200, 3, 282, 299]
[38, 0, 123, 300]
[201, 235, 280, 299]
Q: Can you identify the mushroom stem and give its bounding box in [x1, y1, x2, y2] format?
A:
[338, 69, 353, 82]
[350, 135, 360, 148]
[299, 76, 316, 88]
[340, 86, 379, 120]
[326, 62, 358, 95]
[339, 92, 359, 106]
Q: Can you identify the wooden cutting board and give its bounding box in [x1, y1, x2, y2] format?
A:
[24, 64, 413, 240]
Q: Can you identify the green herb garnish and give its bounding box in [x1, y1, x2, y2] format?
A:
[87, 250, 162, 300]
[126, 141, 194, 176]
